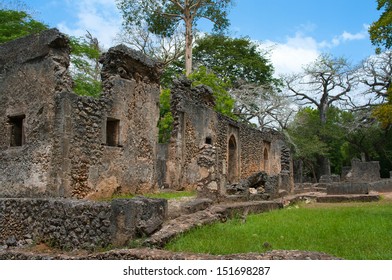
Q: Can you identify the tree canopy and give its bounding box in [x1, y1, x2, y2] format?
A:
[69, 32, 102, 97]
[193, 34, 278, 87]
[116, 0, 233, 75]
[0, 9, 47, 44]
[369, 0, 392, 52]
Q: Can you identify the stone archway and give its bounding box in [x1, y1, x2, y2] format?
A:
[228, 135, 238, 183]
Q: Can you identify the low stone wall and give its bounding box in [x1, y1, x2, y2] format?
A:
[0, 197, 167, 250]
[370, 179, 392, 192]
[326, 182, 369, 195]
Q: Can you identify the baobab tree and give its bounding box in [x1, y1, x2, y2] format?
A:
[284, 54, 358, 176]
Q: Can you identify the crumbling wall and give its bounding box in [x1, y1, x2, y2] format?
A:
[60, 45, 161, 198]
[344, 159, 381, 182]
[165, 78, 219, 191]
[0, 197, 167, 250]
[0, 30, 161, 198]
[165, 77, 292, 199]
[0, 29, 72, 197]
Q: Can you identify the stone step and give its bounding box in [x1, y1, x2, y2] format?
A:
[143, 200, 282, 248]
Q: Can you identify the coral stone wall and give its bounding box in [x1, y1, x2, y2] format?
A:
[0, 197, 167, 250]
[0, 29, 72, 197]
[165, 77, 292, 196]
[0, 30, 161, 198]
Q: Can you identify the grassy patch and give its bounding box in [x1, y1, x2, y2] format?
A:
[165, 201, 392, 259]
[110, 191, 196, 201]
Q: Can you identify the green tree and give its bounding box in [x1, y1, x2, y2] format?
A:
[369, 0, 392, 53]
[158, 88, 174, 143]
[285, 54, 358, 176]
[361, 51, 392, 128]
[189, 66, 235, 118]
[286, 107, 352, 181]
[192, 34, 287, 129]
[193, 34, 278, 87]
[373, 91, 392, 128]
[69, 32, 102, 97]
[343, 122, 392, 177]
[0, 9, 47, 44]
[116, 0, 233, 76]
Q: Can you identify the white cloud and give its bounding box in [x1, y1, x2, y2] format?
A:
[56, 0, 122, 49]
[257, 32, 320, 76]
[322, 25, 369, 48]
[257, 24, 370, 76]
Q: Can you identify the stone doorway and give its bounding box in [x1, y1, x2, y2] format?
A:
[228, 135, 238, 183]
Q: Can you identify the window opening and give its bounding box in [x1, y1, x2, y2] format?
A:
[8, 115, 25, 147]
[205, 136, 212, 145]
[106, 118, 120, 147]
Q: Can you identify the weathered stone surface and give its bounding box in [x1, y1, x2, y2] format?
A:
[143, 200, 282, 248]
[327, 182, 370, 195]
[165, 77, 293, 199]
[344, 159, 381, 182]
[0, 247, 340, 260]
[0, 29, 161, 198]
[316, 194, 380, 203]
[181, 198, 213, 214]
[0, 197, 167, 250]
[319, 174, 340, 184]
[370, 179, 392, 192]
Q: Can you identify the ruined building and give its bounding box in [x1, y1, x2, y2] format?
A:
[0, 29, 293, 199]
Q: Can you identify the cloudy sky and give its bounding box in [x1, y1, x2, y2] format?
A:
[22, 0, 381, 76]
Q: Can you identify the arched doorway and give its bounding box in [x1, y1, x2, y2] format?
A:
[228, 135, 238, 183]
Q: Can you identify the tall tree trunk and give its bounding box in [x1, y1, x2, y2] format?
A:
[317, 101, 331, 178]
[184, 9, 193, 76]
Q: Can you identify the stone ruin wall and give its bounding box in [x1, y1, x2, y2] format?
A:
[0, 197, 167, 250]
[165, 78, 293, 198]
[59, 45, 161, 198]
[0, 29, 72, 197]
[0, 29, 161, 199]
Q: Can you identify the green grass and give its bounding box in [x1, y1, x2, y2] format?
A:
[165, 201, 392, 260]
[110, 190, 196, 200]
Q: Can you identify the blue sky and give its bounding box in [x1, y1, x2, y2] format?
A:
[20, 0, 382, 75]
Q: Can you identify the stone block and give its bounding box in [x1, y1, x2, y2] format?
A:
[326, 182, 369, 195]
[181, 198, 213, 214]
[110, 197, 167, 246]
[370, 179, 392, 192]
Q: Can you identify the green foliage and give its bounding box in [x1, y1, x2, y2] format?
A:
[193, 34, 279, 87]
[69, 35, 102, 97]
[116, 0, 233, 75]
[373, 89, 392, 128]
[0, 9, 47, 44]
[71, 74, 102, 98]
[116, 0, 232, 36]
[343, 123, 392, 177]
[286, 107, 353, 175]
[369, 0, 392, 52]
[166, 201, 392, 259]
[158, 88, 174, 143]
[189, 66, 236, 119]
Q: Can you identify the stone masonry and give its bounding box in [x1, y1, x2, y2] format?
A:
[0, 29, 161, 198]
[163, 77, 294, 201]
[0, 197, 167, 250]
